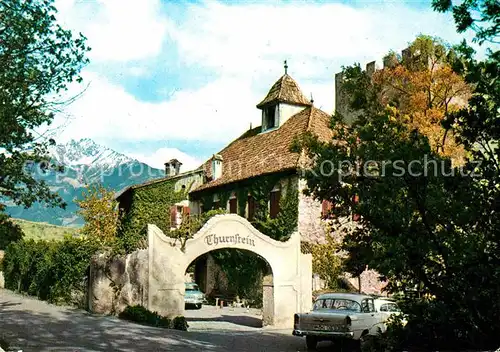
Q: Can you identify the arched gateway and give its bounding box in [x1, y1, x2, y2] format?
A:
[148, 214, 312, 328]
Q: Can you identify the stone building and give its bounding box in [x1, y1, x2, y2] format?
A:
[116, 64, 386, 297]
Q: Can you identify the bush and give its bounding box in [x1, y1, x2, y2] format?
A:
[2, 236, 100, 306]
[119, 305, 188, 331]
[172, 316, 189, 331]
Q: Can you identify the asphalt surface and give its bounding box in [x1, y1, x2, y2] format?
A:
[0, 289, 346, 352]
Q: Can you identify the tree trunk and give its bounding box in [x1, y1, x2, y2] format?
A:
[357, 275, 361, 293]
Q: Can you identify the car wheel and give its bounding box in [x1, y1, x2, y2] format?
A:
[305, 336, 317, 350]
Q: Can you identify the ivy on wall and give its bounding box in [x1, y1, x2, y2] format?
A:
[191, 172, 299, 242]
[119, 179, 189, 252]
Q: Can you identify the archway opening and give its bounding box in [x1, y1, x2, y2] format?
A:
[183, 248, 274, 329]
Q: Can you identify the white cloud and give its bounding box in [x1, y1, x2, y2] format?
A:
[166, 1, 463, 75]
[51, 0, 475, 146]
[52, 72, 262, 143]
[128, 148, 202, 172]
[55, 0, 167, 62]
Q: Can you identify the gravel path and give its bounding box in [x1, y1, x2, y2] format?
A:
[0, 289, 340, 352]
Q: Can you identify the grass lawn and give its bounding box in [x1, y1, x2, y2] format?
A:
[12, 218, 80, 241]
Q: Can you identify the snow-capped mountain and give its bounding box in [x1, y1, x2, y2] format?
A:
[50, 138, 134, 170]
[6, 138, 165, 227]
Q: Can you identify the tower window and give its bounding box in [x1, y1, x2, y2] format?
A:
[266, 107, 276, 129]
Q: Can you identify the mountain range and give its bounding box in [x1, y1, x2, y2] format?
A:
[5, 138, 166, 227]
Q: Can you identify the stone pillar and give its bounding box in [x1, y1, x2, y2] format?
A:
[262, 271, 274, 326]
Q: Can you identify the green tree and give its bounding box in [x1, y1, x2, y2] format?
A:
[432, 0, 499, 44]
[310, 234, 344, 290]
[77, 184, 120, 245]
[294, 37, 500, 349]
[0, 0, 90, 209]
[0, 206, 23, 250]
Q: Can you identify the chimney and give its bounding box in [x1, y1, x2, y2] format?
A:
[165, 159, 182, 177]
[211, 154, 223, 180]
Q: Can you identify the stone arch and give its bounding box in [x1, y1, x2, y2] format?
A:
[184, 247, 274, 325]
[146, 214, 312, 328]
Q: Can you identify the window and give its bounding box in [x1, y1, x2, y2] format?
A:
[213, 200, 220, 210]
[380, 304, 388, 312]
[247, 195, 256, 220]
[313, 298, 361, 312]
[266, 107, 276, 129]
[361, 299, 375, 313]
[387, 303, 400, 312]
[270, 190, 280, 219]
[229, 198, 237, 214]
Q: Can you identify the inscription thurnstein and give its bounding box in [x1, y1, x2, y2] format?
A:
[204, 233, 256, 246]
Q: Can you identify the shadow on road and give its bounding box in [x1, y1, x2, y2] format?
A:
[185, 314, 263, 328]
[0, 290, 307, 352]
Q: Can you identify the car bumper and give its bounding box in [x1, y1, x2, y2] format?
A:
[293, 329, 354, 339]
[185, 298, 204, 304]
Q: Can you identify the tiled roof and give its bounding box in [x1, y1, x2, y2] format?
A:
[191, 106, 332, 194]
[256, 74, 312, 108]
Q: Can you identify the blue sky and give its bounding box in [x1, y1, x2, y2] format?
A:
[51, 0, 484, 171]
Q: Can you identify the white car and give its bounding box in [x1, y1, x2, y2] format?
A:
[293, 293, 402, 350]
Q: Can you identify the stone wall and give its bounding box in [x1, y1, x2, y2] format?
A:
[297, 179, 326, 243]
[88, 249, 149, 315]
[204, 254, 229, 296]
[346, 269, 388, 295]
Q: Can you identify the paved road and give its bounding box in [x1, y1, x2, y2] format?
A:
[0, 289, 343, 352]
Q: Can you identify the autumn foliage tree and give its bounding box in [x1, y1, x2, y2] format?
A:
[295, 34, 499, 350]
[77, 184, 120, 245]
[344, 36, 472, 163]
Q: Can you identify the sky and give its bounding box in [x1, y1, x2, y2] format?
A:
[50, 0, 482, 172]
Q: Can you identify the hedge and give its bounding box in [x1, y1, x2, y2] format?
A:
[2, 236, 100, 306]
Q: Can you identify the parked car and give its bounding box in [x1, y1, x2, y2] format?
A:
[184, 282, 205, 309]
[293, 293, 401, 350]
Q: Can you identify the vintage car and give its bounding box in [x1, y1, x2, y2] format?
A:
[293, 293, 401, 350]
[184, 282, 205, 309]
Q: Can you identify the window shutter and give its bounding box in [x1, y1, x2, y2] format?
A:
[229, 198, 237, 214]
[247, 196, 255, 220]
[270, 190, 280, 219]
[352, 195, 360, 221]
[321, 200, 334, 219]
[183, 206, 190, 215]
[170, 206, 177, 227]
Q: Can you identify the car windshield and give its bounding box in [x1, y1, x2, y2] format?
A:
[185, 283, 199, 291]
[313, 298, 361, 312]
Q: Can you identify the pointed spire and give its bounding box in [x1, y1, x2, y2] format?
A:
[310, 93, 314, 105]
[284, 60, 288, 75]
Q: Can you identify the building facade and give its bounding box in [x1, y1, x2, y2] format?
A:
[116, 67, 386, 295]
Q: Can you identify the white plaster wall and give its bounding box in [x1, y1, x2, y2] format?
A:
[174, 172, 204, 193]
[278, 103, 305, 126]
[147, 214, 311, 328]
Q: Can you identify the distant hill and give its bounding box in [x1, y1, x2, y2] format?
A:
[5, 138, 166, 226]
[13, 218, 80, 241]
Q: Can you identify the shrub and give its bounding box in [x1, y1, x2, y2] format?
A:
[2, 236, 100, 306]
[172, 316, 189, 331]
[119, 305, 188, 331]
